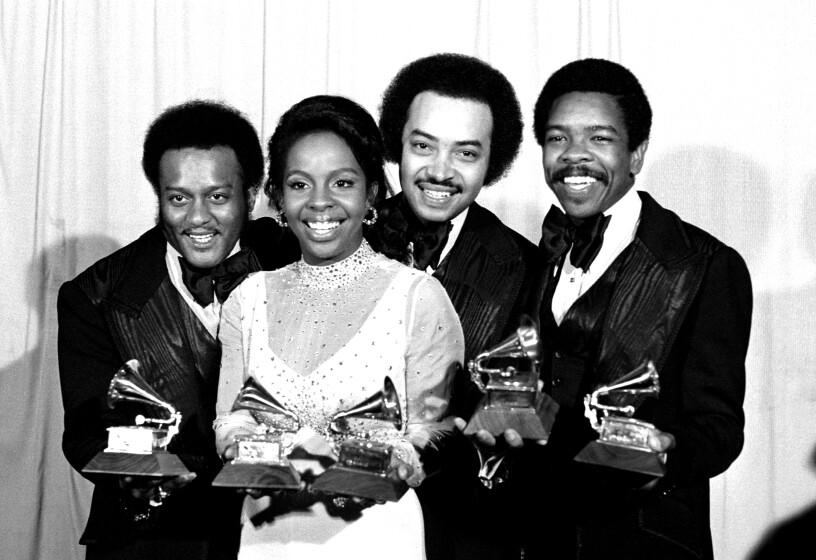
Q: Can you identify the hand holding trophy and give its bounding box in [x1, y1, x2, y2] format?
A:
[311, 376, 408, 502]
[82, 359, 190, 478]
[464, 315, 559, 442]
[212, 377, 302, 490]
[574, 360, 666, 477]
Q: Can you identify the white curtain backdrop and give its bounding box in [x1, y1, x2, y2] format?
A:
[2, 1, 814, 558]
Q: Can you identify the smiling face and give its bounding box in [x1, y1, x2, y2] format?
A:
[159, 146, 250, 269]
[399, 91, 492, 224]
[282, 131, 372, 266]
[541, 91, 647, 219]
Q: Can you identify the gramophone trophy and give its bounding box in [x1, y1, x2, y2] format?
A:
[311, 376, 408, 502]
[212, 377, 301, 490]
[574, 360, 666, 477]
[82, 359, 190, 477]
[464, 315, 559, 442]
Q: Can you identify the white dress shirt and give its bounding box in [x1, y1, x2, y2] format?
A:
[551, 189, 642, 325]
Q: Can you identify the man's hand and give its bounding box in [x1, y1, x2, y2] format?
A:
[647, 428, 676, 464]
[120, 472, 197, 503]
[452, 417, 545, 448]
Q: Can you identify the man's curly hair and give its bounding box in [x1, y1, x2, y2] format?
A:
[142, 99, 263, 197]
[379, 53, 523, 187]
[533, 58, 652, 152]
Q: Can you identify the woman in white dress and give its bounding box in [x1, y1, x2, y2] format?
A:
[214, 95, 464, 560]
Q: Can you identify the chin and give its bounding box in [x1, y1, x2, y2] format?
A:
[415, 205, 456, 224]
[182, 249, 227, 269]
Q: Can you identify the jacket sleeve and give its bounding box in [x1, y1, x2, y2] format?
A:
[658, 245, 752, 485]
[57, 280, 124, 477]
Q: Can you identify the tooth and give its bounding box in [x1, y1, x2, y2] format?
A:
[563, 176, 595, 185]
[308, 221, 339, 231]
[425, 190, 451, 200]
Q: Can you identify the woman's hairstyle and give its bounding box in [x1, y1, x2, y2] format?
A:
[142, 99, 263, 196]
[378, 52, 523, 187]
[264, 95, 388, 209]
[533, 58, 652, 151]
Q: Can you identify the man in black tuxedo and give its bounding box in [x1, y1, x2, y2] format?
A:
[506, 58, 752, 559]
[367, 53, 537, 560]
[58, 100, 297, 559]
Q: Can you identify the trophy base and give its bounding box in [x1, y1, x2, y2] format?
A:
[574, 440, 666, 477]
[212, 462, 301, 490]
[464, 392, 559, 442]
[82, 451, 190, 477]
[311, 465, 408, 502]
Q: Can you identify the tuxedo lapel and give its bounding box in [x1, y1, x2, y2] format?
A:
[106, 278, 213, 398]
[593, 193, 712, 385]
[434, 204, 526, 360]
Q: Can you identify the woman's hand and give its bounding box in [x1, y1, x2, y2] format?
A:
[389, 442, 425, 487]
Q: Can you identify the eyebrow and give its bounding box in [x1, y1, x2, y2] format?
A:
[546, 123, 621, 136]
[284, 167, 361, 178]
[408, 128, 485, 148]
[163, 182, 234, 192]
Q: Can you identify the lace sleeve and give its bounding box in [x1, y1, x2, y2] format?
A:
[403, 274, 465, 449]
[214, 283, 259, 456]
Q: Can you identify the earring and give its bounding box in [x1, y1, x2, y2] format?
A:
[273, 212, 288, 228]
[362, 206, 378, 226]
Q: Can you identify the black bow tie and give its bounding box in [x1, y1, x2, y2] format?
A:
[179, 248, 259, 306]
[411, 221, 453, 270]
[540, 206, 610, 271]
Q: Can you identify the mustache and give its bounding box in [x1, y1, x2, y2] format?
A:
[552, 166, 608, 184]
[418, 177, 457, 189]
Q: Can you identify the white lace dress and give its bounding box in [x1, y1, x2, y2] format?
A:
[214, 241, 464, 560]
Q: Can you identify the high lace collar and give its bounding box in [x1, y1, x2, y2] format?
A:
[291, 239, 379, 291]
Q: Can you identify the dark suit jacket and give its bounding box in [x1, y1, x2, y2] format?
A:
[368, 197, 539, 560]
[57, 219, 297, 558]
[518, 192, 752, 560]
[434, 202, 540, 365]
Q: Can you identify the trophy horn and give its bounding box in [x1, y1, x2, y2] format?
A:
[330, 376, 403, 433]
[593, 360, 660, 399]
[589, 360, 659, 418]
[231, 377, 300, 430]
[107, 359, 176, 420]
[468, 315, 540, 389]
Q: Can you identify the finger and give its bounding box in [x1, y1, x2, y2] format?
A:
[120, 475, 160, 498]
[503, 429, 524, 448]
[223, 444, 238, 461]
[648, 431, 676, 453]
[475, 430, 497, 447]
[452, 417, 467, 432]
[242, 488, 263, 499]
[164, 472, 197, 490]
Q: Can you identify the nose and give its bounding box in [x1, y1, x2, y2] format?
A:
[560, 140, 591, 164]
[188, 198, 213, 226]
[307, 184, 334, 210]
[427, 151, 454, 182]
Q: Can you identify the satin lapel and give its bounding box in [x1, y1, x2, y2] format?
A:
[105, 226, 168, 315]
[434, 205, 523, 360]
[106, 278, 215, 404]
[594, 229, 708, 386]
